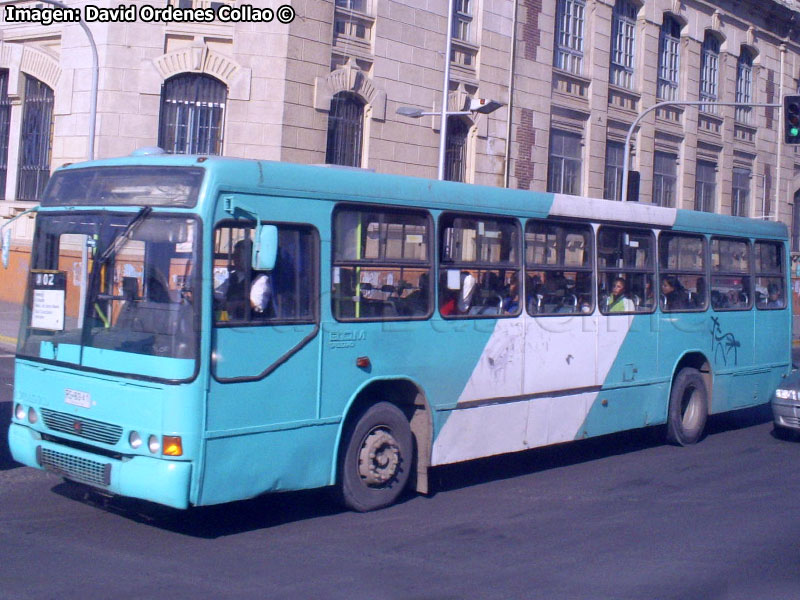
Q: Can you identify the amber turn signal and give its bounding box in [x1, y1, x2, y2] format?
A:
[162, 435, 183, 456]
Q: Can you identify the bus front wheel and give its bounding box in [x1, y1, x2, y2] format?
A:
[339, 401, 413, 512]
[666, 367, 708, 446]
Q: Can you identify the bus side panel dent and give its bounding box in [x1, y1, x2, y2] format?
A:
[198, 424, 338, 506]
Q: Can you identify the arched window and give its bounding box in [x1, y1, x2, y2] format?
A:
[444, 116, 469, 183]
[17, 75, 54, 201]
[158, 74, 226, 155]
[325, 92, 365, 167]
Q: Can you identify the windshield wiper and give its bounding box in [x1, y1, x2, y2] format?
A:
[84, 207, 153, 334]
[97, 206, 153, 265]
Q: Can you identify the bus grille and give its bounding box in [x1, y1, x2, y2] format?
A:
[41, 409, 123, 445]
[38, 447, 111, 486]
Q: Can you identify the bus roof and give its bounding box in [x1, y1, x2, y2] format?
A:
[55, 154, 789, 240]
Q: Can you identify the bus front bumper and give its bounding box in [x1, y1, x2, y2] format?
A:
[9, 423, 192, 509]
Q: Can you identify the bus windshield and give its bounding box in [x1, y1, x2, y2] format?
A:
[17, 212, 200, 381]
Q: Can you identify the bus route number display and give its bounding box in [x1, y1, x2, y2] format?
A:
[30, 270, 67, 331]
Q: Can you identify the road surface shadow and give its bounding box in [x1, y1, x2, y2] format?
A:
[433, 403, 773, 494]
[433, 425, 665, 495]
[52, 480, 348, 538]
[49, 403, 773, 537]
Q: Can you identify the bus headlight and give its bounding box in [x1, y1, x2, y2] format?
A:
[148, 435, 160, 454]
[14, 404, 25, 421]
[129, 431, 142, 449]
[27, 408, 38, 424]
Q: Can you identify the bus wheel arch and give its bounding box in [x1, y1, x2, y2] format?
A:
[336, 379, 432, 511]
[667, 353, 712, 446]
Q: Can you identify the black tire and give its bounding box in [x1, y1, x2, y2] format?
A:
[338, 402, 413, 512]
[666, 367, 709, 446]
[773, 425, 798, 441]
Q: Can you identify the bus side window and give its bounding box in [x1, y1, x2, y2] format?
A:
[710, 237, 750, 311]
[333, 207, 432, 321]
[755, 240, 786, 310]
[439, 213, 521, 318]
[597, 226, 655, 315]
[525, 220, 593, 316]
[659, 233, 707, 312]
[213, 224, 317, 325]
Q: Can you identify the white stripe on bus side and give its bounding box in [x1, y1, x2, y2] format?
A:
[550, 194, 678, 227]
[432, 311, 636, 466]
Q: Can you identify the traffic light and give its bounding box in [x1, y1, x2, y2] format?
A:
[785, 95, 800, 144]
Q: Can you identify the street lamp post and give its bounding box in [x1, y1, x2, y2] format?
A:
[438, 0, 456, 181]
[622, 100, 780, 204]
[397, 99, 503, 179]
[397, 0, 502, 181]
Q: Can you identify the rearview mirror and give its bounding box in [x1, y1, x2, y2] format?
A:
[253, 224, 278, 271]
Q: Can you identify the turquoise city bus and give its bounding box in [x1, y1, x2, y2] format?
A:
[6, 153, 792, 511]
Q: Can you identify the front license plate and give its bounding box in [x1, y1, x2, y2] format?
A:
[64, 388, 91, 409]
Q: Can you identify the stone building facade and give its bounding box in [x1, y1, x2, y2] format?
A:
[2, 0, 800, 304]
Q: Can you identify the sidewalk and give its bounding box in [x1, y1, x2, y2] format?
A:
[0, 300, 21, 353]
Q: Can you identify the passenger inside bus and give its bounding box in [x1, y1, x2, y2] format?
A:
[503, 276, 520, 314]
[660, 275, 691, 310]
[605, 277, 635, 313]
[767, 283, 784, 308]
[403, 273, 429, 316]
[216, 238, 272, 320]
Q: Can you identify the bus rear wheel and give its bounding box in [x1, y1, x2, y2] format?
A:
[339, 401, 413, 512]
[667, 367, 708, 446]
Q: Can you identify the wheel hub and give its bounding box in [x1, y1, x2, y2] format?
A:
[358, 428, 400, 487]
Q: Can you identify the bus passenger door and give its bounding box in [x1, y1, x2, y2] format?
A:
[202, 221, 321, 505]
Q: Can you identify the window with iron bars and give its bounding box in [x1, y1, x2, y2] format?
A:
[604, 141, 625, 201]
[610, 0, 637, 90]
[699, 34, 719, 114]
[652, 151, 677, 208]
[158, 74, 226, 155]
[445, 117, 470, 183]
[657, 16, 681, 101]
[554, 0, 585, 75]
[17, 75, 54, 201]
[326, 92, 364, 168]
[548, 130, 582, 195]
[732, 167, 750, 217]
[0, 70, 10, 200]
[735, 49, 754, 124]
[695, 161, 717, 213]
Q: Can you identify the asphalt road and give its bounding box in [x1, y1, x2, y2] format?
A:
[2, 354, 800, 599]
